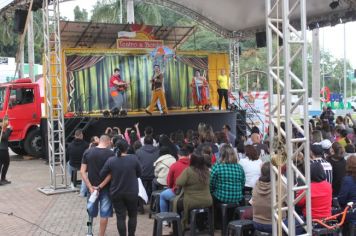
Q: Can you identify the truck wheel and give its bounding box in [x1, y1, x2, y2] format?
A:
[10, 147, 27, 156]
[24, 129, 43, 158]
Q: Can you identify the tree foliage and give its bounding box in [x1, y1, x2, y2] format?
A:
[74, 6, 88, 22]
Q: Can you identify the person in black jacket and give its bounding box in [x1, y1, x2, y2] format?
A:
[135, 135, 159, 198]
[100, 139, 142, 236]
[67, 129, 89, 188]
[0, 121, 12, 185]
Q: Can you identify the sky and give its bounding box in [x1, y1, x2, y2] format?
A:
[59, 1, 356, 68]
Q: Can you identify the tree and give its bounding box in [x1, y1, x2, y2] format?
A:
[74, 6, 88, 22]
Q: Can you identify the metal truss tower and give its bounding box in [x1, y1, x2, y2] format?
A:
[266, 0, 311, 235]
[229, 40, 240, 92]
[39, 0, 68, 194]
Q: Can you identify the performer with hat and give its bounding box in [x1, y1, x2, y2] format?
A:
[145, 65, 168, 115]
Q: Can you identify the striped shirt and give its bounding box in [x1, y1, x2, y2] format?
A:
[210, 163, 245, 203]
[311, 158, 333, 184]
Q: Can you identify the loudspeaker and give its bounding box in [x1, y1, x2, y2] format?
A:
[354, 69, 356, 78]
[13, 10, 28, 34]
[256, 32, 266, 48]
[256, 31, 283, 48]
[32, 0, 43, 11]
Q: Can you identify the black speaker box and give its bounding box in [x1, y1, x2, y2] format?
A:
[13, 9, 28, 34]
[256, 31, 283, 48]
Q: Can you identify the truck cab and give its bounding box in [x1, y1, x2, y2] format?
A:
[0, 78, 43, 157]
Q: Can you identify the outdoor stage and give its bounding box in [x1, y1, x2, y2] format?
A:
[63, 110, 239, 140]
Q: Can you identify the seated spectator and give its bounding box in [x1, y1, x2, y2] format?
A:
[251, 133, 269, 157]
[159, 134, 178, 159]
[338, 155, 356, 234]
[236, 140, 246, 160]
[159, 144, 192, 214]
[246, 126, 260, 145]
[127, 140, 142, 155]
[310, 144, 333, 183]
[338, 129, 351, 148]
[184, 129, 194, 144]
[210, 144, 245, 204]
[135, 136, 159, 198]
[176, 151, 213, 229]
[199, 144, 213, 168]
[327, 142, 346, 196]
[297, 162, 332, 221]
[311, 130, 323, 144]
[345, 144, 356, 160]
[222, 124, 236, 147]
[239, 145, 262, 192]
[252, 162, 283, 233]
[152, 146, 176, 192]
[140, 126, 158, 146]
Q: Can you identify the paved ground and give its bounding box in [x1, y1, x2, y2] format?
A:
[0, 151, 162, 236]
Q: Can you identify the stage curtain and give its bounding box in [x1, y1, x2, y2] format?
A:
[71, 55, 196, 112]
[66, 55, 105, 111]
[176, 56, 208, 71]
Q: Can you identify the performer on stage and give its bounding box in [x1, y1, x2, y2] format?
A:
[109, 68, 129, 114]
[145, 65, 168, 115]
[217, 69, 230, 110]
[191, 70, 210, 111]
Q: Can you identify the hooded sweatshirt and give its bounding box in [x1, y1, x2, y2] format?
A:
[136, 144, 159, 180]
[252, 180, 273, 224]
[167, 157, 190, 192]
[153, 154, 176, 185]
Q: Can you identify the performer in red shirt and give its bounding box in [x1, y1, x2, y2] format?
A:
[109, 68, 128, 114]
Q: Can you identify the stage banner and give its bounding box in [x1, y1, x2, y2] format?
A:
[117, 39, 163, 50]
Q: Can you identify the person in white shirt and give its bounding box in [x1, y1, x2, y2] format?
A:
[140, 126, 158, 146]
[239, 145, 262, 193]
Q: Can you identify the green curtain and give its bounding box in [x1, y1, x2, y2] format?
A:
[71, 55, 196, 112]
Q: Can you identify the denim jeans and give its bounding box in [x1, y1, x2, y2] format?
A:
[159, 188, 176, 212]
[253, 221, 272, 233]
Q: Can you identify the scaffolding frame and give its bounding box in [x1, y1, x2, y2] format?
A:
[266, 0, 312, 235]
[38, 0, 69, 194]
[229, 39, 240, 92]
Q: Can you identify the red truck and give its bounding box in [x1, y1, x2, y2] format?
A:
[0, 78, 43, 157]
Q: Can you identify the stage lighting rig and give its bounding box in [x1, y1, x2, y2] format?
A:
[329, 0, 340, 10]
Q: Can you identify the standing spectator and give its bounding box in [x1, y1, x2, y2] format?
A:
[89, 136, 100, 148]
[222, 124, 236, 147]
[159, 144, 192, 213]
[176, 151, 213, 229]
[337, 129, 350, 148]
[327, 142, 346, 196]
[124, 123, 141, 145]
[0, 121, 12, 185]
[140, 126, 158, 146]
[67, 129, 89, 188]
[100, 139, 142, 236]
[80, 135, 114, 236]
[135, 136, 159, 198]
[152, 146, 176, 191]
[310, 144, 333, 184]
[338, 155, 356, 234]
[239, 145, 262, 192]
[320, 106, 334, 126]
[311, 130, 323, 144]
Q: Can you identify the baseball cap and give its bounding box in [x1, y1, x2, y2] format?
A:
[320, 139, 332, 150]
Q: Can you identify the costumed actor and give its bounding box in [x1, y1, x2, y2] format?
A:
[145, 65, 168, 115]
[191, 70, 210, 112]
[109, 68, 129, 116]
